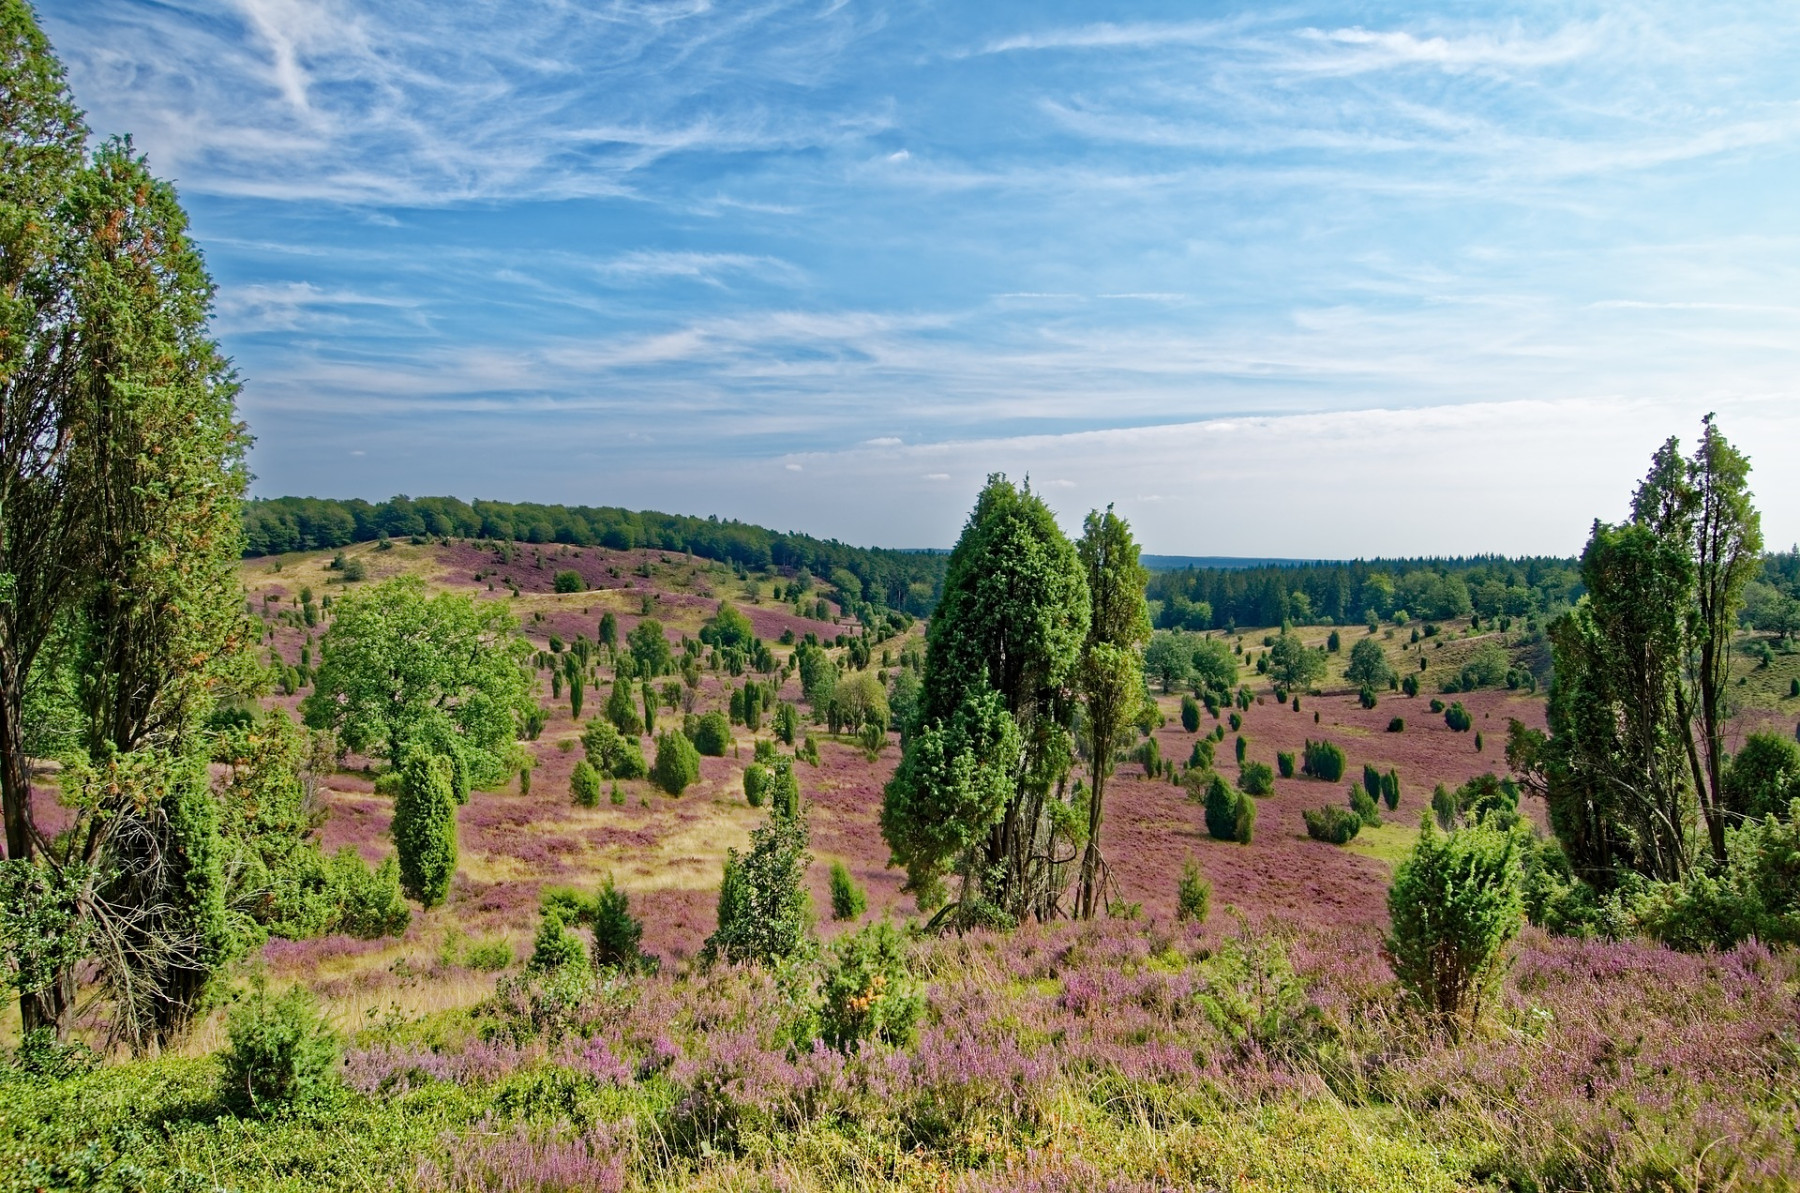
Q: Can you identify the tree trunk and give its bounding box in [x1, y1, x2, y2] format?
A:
[1077, 760, 1108, 919]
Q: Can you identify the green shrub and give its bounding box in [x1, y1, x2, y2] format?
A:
[1474, 730, 1484, 752]
[1723, 731, 1800, 819]
[1350, 783, 1381, 828]
[1431, 783, 1457, 830]
[1402, 673, 1419, 697]
[1327, 630, 1341, 653]
[552, 569, 584, 593]
[1203, 773, 1241, 841]
[1362, 764, 1382, 800]
[1276, 750, 1295, 778]
[604, 679, 643, 737]
[1237, 759, 1274, 796]
[1177, 860, 1211, 923]
[327, 849, 411, 938]
[828, 860, 867, 921]
[582, 718, 646, 779]
[609, 782, 624, 806]
[526, 908, 587, 974]
[570, 759, 601, 807]
[1380, 769, 1400, 811]
[1233, 734, 1247, 765]
[590, 876, 651, 971]
[743, 763, 769, 807]
[651, 730, 701, 795]
[816, 920, 921, 1051]
[1387, 716, 1405, 733]
[1358, 686, 1378, 709]
[1180, 694, 1201, 733]
[1445, 702, 1473, 732]
[1301, 738, 1346, 782]
[1228, 711, 1242, 732]
[220, 985, 340, 1116]
[518, 763, 532, 795]
[1303, 805, 1361, 845]
[772, 700, 800, 745]
[392, 751, 457, 908]
[704, 802, 813, 967]
[691, 711, 733, 756]
[1429, 697, 1445, 713]
[1233, 795, 1255, 843]
[1385, 819, 1524, 1032]
[465, 937, 514, 971]
[1189, 738, 1216, 770]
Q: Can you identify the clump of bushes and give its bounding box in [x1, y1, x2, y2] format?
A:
[1358, 685, 1378, 709]
[1385, 818, 1524, 1033]
[1276, 750, 1295, 778]
[1204, 773, 1255, 844]
[705, 800, 813, 967]
[1237, 759, 1274, 796]
[651, 729, 700, 795]
[1177, 860, 1211, 923]
[1444, 702, 1473, 732]
[1300, 738, 1346, 782]
[1189, 738, 1216, 770]
[1304, 805, 1362, 845]
[220, 985, 341, 1117]
[552, 569, 584, 593]
[1350, 783, 1381, 827]
[582, 719, 646, 779]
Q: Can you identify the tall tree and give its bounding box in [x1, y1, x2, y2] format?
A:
[0, 11, 252, 1041]
[882, 476, 1088, 923]
[1685, 418, 1762, 861]
[303, 576, 529, 786]
[1074, 505, 1150, 920]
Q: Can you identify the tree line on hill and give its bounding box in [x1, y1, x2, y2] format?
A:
[242, 495, 946, 616]
[1146, 554, 1585, 631]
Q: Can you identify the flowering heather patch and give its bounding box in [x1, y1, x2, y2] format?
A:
[414, 1120, 626, 1193]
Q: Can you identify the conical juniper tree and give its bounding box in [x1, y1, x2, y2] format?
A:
[881, 476, 1089, 924]
[0, 11, 253, 1043]
[1074, 505, 1150, 920]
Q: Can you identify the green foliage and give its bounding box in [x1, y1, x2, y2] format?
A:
[1327, 629, 1341, 653]
[1628, 800, 1800, 951]
[580, 717, 646, 780]
[1180, 694, 1201, 733]
[704, 804, 813, 967]
[392, 752, 457, 908]
[1363, 764, 1383, 803]
[828, 860, 867, 921]
[1724, 731, 1800, 819]
[570, 760, 601, 807]
[220, 985, 340, 1116]
[743, 763, 769, 807]
[1276, 750, 1295, 778]
[1190, 737, 1217, 771]
[701, 602, 755, 652]
[1268, 629, 1326, 692]
[1385, 819, 1524, 1032]
[627, 618, 673, 677]
[604, 678, 643, 737]
[552, 570, 584, 593]
[1402, 673, 1419, 698]
[887, 475, 1088, 920]
[1304, 805, 1362, 845]
[772, 699, 801, 746]
[1358, 686, 1378, 709]
[590, 876, 650, 971]
[1380, 769, 1401, 811]
[1388, 716, 1406, 733]
[1350, 784, 1381, 828]
[880, 687, 1020, 904]
[1447, 641, 1509, 692]
[1204, 773, 1253, 843]
[1197, 930, 1315, 1056]
[1443, 702, 1473, 732]
[690, 710, 733, 756]
[526, 908, 587, 974]
[1301, 738, 1346, 782]
[1345, 636, 1393, 688]
[325, 849, 411, 939]
[1143, 632, 1189, 693]
[303, 577, 528, 786]
[1188, 637, 1238, 697]
[815, 920, 921, 1051]
[651, 730, 701, 796]
[1176, 860, 1211, 923]
[1238, 760, 1274, 796]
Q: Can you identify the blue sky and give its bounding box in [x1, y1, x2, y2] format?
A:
[47, 1, 1800, 555]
